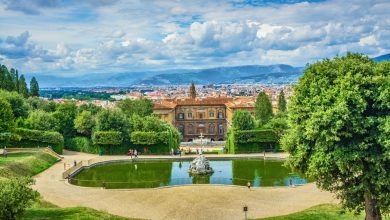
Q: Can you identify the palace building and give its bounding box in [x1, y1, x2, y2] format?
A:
[153, 83, 255, 142]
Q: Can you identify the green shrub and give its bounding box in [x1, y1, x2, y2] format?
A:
[226, 129, 279, 154]
[65, 136, 98, 154]
[0, 177, 39, 220]
[13, 128, 64, 154]
[92, 131, 122, 146]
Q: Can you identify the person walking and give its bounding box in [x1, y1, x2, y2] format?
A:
[3, 147, 7, 158]
[134, 149, 138, 158]
[73, 160, 77, 166]
[247, 181, 251, 190]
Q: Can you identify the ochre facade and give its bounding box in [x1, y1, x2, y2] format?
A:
[154, 97, 255, 142]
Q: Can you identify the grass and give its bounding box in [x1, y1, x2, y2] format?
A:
[0, 151, 59, 179]
[257, 204, 388, 220]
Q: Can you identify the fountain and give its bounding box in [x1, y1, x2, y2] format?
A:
[188, 154, 214, 175]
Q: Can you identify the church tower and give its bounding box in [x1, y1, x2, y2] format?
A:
[189, 81, 196, 99]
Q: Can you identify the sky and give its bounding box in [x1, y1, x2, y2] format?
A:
[0, 0, 389, 76]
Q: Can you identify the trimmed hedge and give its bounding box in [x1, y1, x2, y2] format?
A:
[2, 128, 64, 154]
[130, 131, 170, 145]
[65, 136, 99, 154]
[92, 131, 122, 146]
[226, 129, 278, 154]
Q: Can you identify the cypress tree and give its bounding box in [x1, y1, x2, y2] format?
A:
[278, 89, 287, 112]
[30, 77, 39, 97]
[255, 91, 273, 125]
[18, 75, 29, 98]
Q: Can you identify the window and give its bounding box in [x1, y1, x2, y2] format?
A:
[179, 125, 184, 134]
[218, 125, 224, 134]
[218, 112, 223, 119]
[188, 112, 192, 118]
[209, 125, 215, 134]
[199, 113, 203, 119]
[209, 111, 214, 117]
[178, 113, 184, 119]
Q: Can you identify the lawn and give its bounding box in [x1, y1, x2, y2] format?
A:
[0, 151, 59, 179]
[258, 204, 389, 220]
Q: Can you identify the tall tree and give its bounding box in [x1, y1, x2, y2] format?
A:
[232, 110, 255, 130]
[25, 110, 58, 131]
[53, 102, 77, 137]
[18, 75, 29, 98]
[282, 53, 390, 220]
[74, 110, 95, 136]
[0, 98, 15, 133]
[255, 91, 273, 126]
[117, 98, 154, 117]
[29, 77, 39, 97]
[278, 89, 287, 112]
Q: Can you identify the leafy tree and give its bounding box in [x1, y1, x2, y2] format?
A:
[25, 110, 58, 131]
[232, 110, 255, 130]
[92, 131, 122, 146]
[95, 109, 129, 135]
[18, 74, 29, 98]
[0, 90, 30, 118]
[282, 53, 390, 220]
[0, 98, 15, 133]
[278, 89, 287, 112]
[53, 102, 77, 137]
[74, 110, 95, 136]
[27, 97, 56, 112]
[117, 98, 154, 117]
[264, 113, 288, 139]
[0, 177, 39, 220]
[30, 77, 39, 97]
[255, 91, 273, 125]
[78, 103, 102, 115]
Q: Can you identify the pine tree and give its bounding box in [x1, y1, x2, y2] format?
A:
[255, 91, 273, 125]
[30, 77, 39, 97]
[18, 75, 29, 98]
[15, 70, 20, 93]
[278, 89, 287, 112]
[189, 81, 196, 99]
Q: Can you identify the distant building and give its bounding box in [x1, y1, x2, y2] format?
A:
[154, 84, 255, 142]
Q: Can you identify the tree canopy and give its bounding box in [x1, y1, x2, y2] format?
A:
[278, 89, 287, 112]
[29, 77, 39, 97]
[232, 110, 255, 130]
[282, 53, 390, 220]
[255, 91, 273, 125]
[0, 98, 15, 133]
[74, 110, 95, 136]
[117, 98, 154, 117]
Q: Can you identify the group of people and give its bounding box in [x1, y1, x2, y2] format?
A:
[1, 147, 7, 158]
[170, 147, 205, 156]
[127, 149, 138, 158]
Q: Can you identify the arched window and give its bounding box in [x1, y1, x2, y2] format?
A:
[188, 112, 192, 118]
[218, 111, 223, 119]
[209, 111, 214, 117]
[209, 124, 215, 134]
[188, 124, 194, 134]
[218, 125, 224, 134]
[178, 113, 184, 119]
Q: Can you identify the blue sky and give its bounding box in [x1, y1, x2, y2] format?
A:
[0, 0, 389, 76]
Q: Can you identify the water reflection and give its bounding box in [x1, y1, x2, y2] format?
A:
[71, 159, 307, 189]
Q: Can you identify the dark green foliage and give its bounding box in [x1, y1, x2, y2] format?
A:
[74, 110, 95, 136]
[29, 77, 39, 97]
[278, 89, 287, 112]
[0, 177, 39, 220]
[131, 131, 170, 145]
[264, 113, 289, 139]
[232, 110, 255, 130]
[0, 98, 15, 133]
[117, 98, 154, 117]
[53, 103, 77, 137]
[282, 53, 390, 218]
[92, 131, 123, 145]
[64, 136, 99, 154]
[95, 109, 129, 136]
[77, 103, 102, 115]
[26, 97, 56, 112]
[23, 207, 128, 220]
[0, 90, 30, 118]
[14, 128, 64, 153]
[18, 75, 29, 98]
[24, 110, 58, 131]
[226, 129, 278, 153]
[255, 91, 273, 125]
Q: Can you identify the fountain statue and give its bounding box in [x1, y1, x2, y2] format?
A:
[188, 154, 214, 175]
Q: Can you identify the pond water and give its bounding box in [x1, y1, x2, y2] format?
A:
[69, 159, 308, 189]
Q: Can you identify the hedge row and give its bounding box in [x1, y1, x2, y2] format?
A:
[226, 129, 278, 154]
[92, 131, 123, 145]
[6, 128, 64, 154]
[233, 129, 278, 143]
[130, 131, 170, 145]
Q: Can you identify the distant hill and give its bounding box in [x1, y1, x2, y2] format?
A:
[26, 64, 304, 88]
[373, 53, 390, 62]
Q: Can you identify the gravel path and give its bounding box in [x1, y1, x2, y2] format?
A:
[33, 150, 336, 220]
